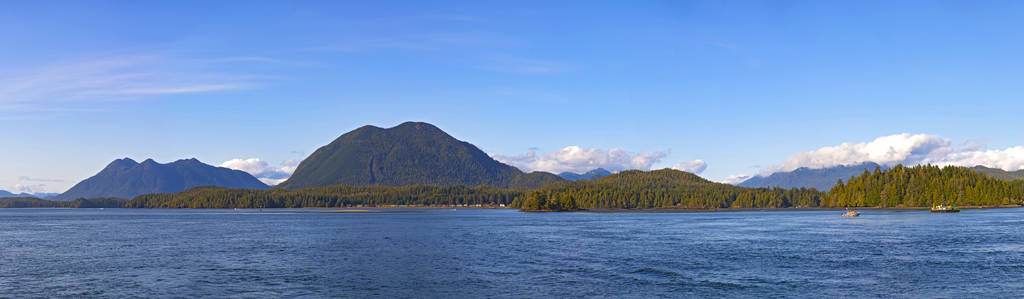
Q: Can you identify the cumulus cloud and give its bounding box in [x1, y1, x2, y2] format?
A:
[772, 134, 954, 173]
[671, 160, 708, 174]
[492, 146, 668, 174]
[13, 184, 46, 194]
[220, 158, 298, 186]
[939, 146, 1024, 171]
[745, 133, 1024, 180]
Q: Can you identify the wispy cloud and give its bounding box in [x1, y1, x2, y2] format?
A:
[671, 160, 708, 174]
[17, 176, 64, 183]
[308, 32, 511, 53]
[478, 55, 573, 74]
[0, 54, 266, 115]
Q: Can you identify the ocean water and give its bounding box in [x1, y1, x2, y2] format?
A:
[1, 208, 1022, 298]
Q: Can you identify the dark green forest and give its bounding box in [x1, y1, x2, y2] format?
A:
[825, 165, 1024, 207]
[512, 169, 824, 211]
[125, 185, 522, 208]
[0, 197, 126, 208]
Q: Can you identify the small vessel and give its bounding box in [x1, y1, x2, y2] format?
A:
[842, 210, 860, 217]
[930, 205, 960, 213]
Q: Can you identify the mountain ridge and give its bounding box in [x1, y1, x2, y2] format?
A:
[558, 168, 612, 181]
[738, 162, 885, 190]
[55, 157, 269, 200]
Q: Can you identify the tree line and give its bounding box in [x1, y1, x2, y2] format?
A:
[0, 197, 126, 208]
[825, 164, 1023, 207]
[125, 185, 522, 208]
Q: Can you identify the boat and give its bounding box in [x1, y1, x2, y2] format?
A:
[930, 205, 960, 213]
[842, 210, 860, 217]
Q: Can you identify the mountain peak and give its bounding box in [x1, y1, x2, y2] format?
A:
[395, 121, 441, 131]
[278, 122, 522, 189]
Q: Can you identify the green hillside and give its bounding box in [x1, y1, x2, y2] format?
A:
[509, 172, 565, 189]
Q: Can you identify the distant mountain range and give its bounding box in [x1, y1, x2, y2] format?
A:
[0, 190, 58, 199]
[971, 166, 1024, 181]
[279, 122, 530, 189]
[558, 168, 612, 181]
[54, 158, 268, 200]
[738, 162, 885, 190]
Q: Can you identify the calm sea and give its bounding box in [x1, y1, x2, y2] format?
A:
[1, 208, 1022, 297]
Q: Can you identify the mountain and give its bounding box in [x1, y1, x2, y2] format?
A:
[0, 190, 24, 198]
[738, 162, 885, 191]
[54, 158, 269, 200]
[509, 172, 565, 189]
[278, 122, 524, 189]
[558, 168, 612, 181]
[972, 166, 1024, 181]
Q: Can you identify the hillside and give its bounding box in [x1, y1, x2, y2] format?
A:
[738, 162, 884, 190]
[55, 158, 268, 200]
[513, 169, 824, 210]
[278, 122, 523, 189]
[509, 172, 565, 189]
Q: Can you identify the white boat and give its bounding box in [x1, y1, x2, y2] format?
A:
[842, 210, 860, 217]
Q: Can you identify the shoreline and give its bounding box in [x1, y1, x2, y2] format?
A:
[2, 205, 1020, 212]
[527, 205, 1024, 213]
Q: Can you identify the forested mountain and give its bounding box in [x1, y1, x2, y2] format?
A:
[278, 122, 523, 189]
[513, 169, 824, 211]
[738, 162, 884, 190]
[558, 168, 612, 181]
[509, 172, 565, 189]
[55, 158, 268, 200]
[972, 166, 1024, 181]
[826, 165, 1024, 208]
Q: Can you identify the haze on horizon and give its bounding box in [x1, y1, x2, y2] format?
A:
[3, 1, 1024, 194]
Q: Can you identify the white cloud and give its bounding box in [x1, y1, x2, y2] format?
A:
[13, 184, 45, 194]
[671, 160, 708, 174]
[719, 174, 753, 185]
[773, 134, 953, 173]
[738, 133, 1024, 181]
[939, 146, 1024, 171]
[493, 146, 668, 174]
[219, 158, 297, 186]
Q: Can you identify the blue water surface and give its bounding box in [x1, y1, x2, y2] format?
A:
[1, 208, 1022, 297]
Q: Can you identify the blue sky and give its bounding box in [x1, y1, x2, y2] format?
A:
[4, 1, 1024, 193]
